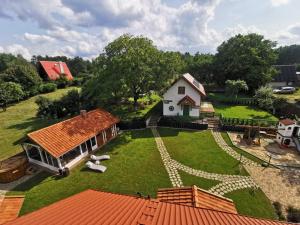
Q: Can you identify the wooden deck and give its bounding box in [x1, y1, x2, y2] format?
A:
[0, 196, 24, 224]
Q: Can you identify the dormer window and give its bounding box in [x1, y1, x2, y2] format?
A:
[178, 86, 185, 94]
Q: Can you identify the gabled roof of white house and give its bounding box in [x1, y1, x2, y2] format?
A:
[181, 73, 206, 96]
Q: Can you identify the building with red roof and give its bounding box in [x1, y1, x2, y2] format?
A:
[39, 61, 73, 81]
[5, 188, 296, 225]
[22, 109, 119, 172]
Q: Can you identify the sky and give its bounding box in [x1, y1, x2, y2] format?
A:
[0, 0, 300, 60]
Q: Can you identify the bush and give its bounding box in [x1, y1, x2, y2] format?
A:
[273, 202, 286, 221]
[0, 81, 24, 104]
[118, 118, 146, 130]
[71, 77, 84, 86]
[39, 83, 57, 93]
[55, 76, 70, 89]
[35, 89, 81, 118]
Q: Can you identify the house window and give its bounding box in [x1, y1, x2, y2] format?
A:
[178, 86, 185, 94]
[81, 143, 87, 153]
[91, 137, 96, 146]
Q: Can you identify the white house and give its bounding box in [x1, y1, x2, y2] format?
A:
[163, 73, 206, 117]
[276, 118, 300, 152]
[22, 109, 119, 172]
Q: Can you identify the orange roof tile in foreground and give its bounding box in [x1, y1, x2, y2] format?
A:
[157, 186, 237, 214]
[27, 109, 119, 158]
[6, 189, 296, 225]
[0, 196, 24, 225]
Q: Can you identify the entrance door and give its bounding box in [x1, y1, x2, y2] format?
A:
[183, 105, 189, 116]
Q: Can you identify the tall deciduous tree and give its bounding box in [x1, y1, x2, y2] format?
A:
[214, 33, 277, 92]
[83, 34, 183, 110]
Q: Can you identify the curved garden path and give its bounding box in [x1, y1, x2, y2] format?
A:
[151, 128, 259, 196]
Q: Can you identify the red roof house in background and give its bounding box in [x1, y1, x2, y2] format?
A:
[39, 61, 73, 81]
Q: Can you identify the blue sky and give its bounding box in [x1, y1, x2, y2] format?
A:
[0, 0, 300, 60]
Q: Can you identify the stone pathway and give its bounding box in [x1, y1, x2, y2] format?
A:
[151, 128, 259, 195]
[151, 128, 183, 187]
[211, 130, 258, 166]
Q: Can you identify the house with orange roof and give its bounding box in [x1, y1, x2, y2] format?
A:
[21, 109, 119, 172]
[5, 187, 297, 225]
[38, 61, 73, 81]
[163, 73, 206, 117]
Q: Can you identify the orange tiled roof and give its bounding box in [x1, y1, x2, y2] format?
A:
[279, 118, 295, 126]
[157, 186, 237, 214]
[27, 109, 119, 158]
[0, 196, 24, 225]
[6, 189, 296, 225]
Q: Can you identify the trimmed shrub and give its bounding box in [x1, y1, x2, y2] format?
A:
[118, 118, 146, 130]
[39, 83, 57, 93]
[273, 202, 285, 221]
[158, 116, 208, 130]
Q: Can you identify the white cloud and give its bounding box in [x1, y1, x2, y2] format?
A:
[270, 0, 289, 7]
[0, 44, 31, 60]
[0, 0, 224, 57]
[24, 33, 55, 43]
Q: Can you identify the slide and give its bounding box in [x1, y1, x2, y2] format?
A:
[292, 137, 300, 152]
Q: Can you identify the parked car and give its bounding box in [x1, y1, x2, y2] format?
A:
[273, 86, 296, 94]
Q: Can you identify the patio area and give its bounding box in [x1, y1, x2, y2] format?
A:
[227, 132, 300, 166]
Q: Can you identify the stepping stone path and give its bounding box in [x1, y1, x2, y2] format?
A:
[151, 128, 183, 187]
[211, 130, 258, 167]
[151, 128, 259, 196]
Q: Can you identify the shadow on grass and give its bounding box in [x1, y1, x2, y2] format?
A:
[12, 171, 52, 193]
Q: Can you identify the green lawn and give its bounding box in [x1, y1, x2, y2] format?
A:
[158, 128, 248, 175]
[179, 171, 220, 189]
[226, 189, 277, 219]
[9, 129, 171, 215]
[214, 103, 278, 121]
[0, 87, 80, 161]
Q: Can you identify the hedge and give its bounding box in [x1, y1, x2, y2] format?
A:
[118, 118, 146, 130]
[158, 116, 208, 130]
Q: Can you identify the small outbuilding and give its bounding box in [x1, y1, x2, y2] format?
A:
[276, 118, 300, 151]
[22, 109, 119, 172]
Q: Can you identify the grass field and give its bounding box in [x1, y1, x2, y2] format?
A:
[0, 87, 80, 160]
[9, 129, 171, 215]
[214, 103, 278, 121]
[226, 189, 277, 219]
[158, 128, 248, 175]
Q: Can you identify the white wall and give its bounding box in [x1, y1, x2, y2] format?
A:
[269, 82, 289, 88]
[163, 78, 201, 117]
[277, 122, 296, 137]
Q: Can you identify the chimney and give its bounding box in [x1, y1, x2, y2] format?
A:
[80, 110, 87, 118]
[58, 61, 65, 74]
